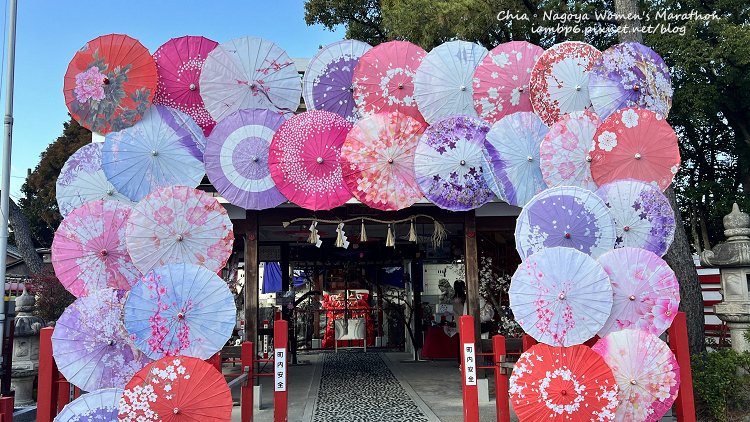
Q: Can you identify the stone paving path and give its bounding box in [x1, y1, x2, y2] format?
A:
[312, 352, 430, 422]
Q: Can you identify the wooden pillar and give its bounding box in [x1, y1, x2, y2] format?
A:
[244, 212, 259, 359]
[464, 211, 481, 343]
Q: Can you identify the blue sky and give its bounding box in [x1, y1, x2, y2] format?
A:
[3, 0, 344, 200]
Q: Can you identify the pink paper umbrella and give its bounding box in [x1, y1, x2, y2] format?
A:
[472, 41, 544, 124]
[352, 41, 426, 125]
[153, 36, 219, 136]
[269, 110, 353, 210]
[52, 200, 141, 298]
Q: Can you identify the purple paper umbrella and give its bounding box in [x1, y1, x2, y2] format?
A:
[205, 108, 289, 210]
[52, 288, 151, 391]
[515, 186, 617, 259]
[303, 40, 371, 123]
[413, 115, 494, 211]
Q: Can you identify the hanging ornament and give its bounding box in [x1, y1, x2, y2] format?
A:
[335, 223, 350, 249]
[386, 224, 395, 247]
[360, 219, 368, 242]
[308, 221, 322, 248]
[409, 219, 417, 242]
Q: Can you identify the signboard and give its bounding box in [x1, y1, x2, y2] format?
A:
[274, 348, 287, 392]
[463, 343, 477, 386]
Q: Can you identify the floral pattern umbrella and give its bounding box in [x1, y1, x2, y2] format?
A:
[530, 41, 602, 126]
[52, 288, 151, 391]
[597, 248, 679, 337]
[52, 200, 140, 298]
[63, 34, 157, 134]
[205, 108, 288, 210]
[56, 143, 133, 218]
[153, 36, 219, 136]
[472, 41, 544, 124]
[124, 263, 236, 360]
[414, 40, 488, 124]
[200, 36, 301, 122]
[483, 112, 549, 207]
[509, 247, 613, 346]
[590, 108, 680, 191]
[352, 40, 426, 124]
[539, 110, 601, 190]
[593, 329, 681, 422]
[125, 186, 234, 274]
[589, 42, 673, 120]
[118, 356, 232, 422]
[303, 40, 372, 123]
[269, 110, 353, 210]
[595, 179, 675, 256]
[102, 105, 206, 202]
[515, 186, 617, 259]
[55, 388, 123, 422]
[510, 343, 618, 421]
[414, 115, 493, 211]
[341, 111, 425, 210]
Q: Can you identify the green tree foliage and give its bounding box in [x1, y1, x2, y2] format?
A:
[691, 348, 750, 420]
[18, 117, 90, 247]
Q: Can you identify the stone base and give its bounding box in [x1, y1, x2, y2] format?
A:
[727, 322, 750, 353]
[11, 374, 35, 407]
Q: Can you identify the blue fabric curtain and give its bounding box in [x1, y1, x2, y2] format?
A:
[262, 262, 283, 294]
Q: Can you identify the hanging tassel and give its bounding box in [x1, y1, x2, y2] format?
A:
[360, 219, 368, 242]
[386, 224, 395, 247]
[432, 220, 447, 248]
[408, 219, 417, 242]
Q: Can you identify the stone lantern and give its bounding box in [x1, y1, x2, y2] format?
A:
[700, 203, 750, 352]
[11, 288, 45, 406]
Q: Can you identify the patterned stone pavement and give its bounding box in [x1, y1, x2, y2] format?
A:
[312, 352, 430, 422]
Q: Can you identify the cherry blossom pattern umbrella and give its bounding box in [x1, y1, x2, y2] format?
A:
[529, 41, 602, 126]
[472, 41, 544, 124]
[269, 110, 353, 210]
[200, 36, 301, 122]
[539, 110, 601, 190]
[102, 105, 206, 202]
[352, 40, 427, 124]
[515, 186, 617, 259]
[303, 40, 372, 123]
[414, 115, 493, 211]
[589, 42, 673, 120]
[125, 186, 234, 274]
[509, 247, 613, 346]
[52, 200, 141, 297]
[52, 288, 151, 391]
[124, 263, 236, 360]
[597, 248, 679, 337]
[595, 179, 676, 256]
[590, 107, 680, 191]
[510, 343, 619, 421]
[153, 36, 219, 136]
[56, 143, 133, 218]
[593, 329, 680, 422]
[483, 111, 549, 207]
[413, 40, 488, 124]
[118, 356, 232, 422]
[55, 388, 124, 422]
[64, 34, 157, 135]
[205, 108, 288, 210]
[341, 111, 425, 210]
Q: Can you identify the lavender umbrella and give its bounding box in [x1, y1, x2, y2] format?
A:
[303, 40, 371, 123]
[413, 115, 493, 211]
[515, 186, 617, 259]
[205, 108, 288, 210]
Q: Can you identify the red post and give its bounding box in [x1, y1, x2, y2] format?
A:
[0, 396, 13, 422]
[241, 341, 254, 422]
[668, 312, 696, 422]
[521, 335, 537, 352]
[37, 327, 58, 422]
[274, 319, 288, 422]
[57, 377, 71, 413]
[459, 315, 479, 422]
[492, 335, 510, 422]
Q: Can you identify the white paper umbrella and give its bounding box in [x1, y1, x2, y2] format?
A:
[414, 41, 488, 124]
[55, 388, 124, 422]
[539, 110, 601, 190]
[509, 247, 613, 346]
[200, 36, 301, 122]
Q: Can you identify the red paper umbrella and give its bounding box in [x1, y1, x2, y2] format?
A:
[64, 34, 157, 135]
[590, 107, 680, 191]
[510, 343, 619, 421]
[118, 356, 232, 422]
